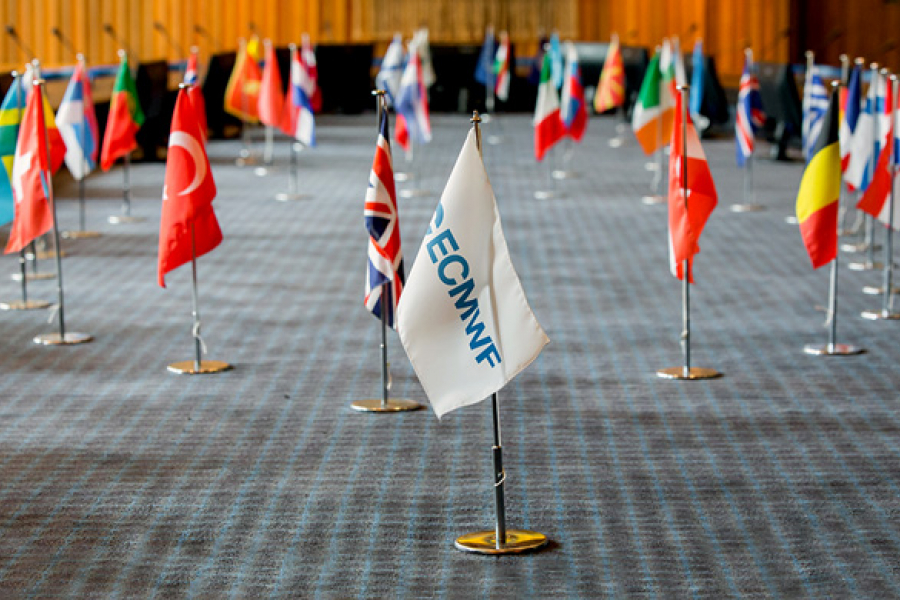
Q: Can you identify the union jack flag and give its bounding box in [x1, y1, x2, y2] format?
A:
[183, 51, 199, 85]
[735, 54, 765, 167]
[364, 109, 404, 328]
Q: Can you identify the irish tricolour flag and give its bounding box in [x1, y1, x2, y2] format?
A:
[632, 47, 676, 155]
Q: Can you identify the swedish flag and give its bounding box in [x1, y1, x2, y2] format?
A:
[0, 78, 25, 227]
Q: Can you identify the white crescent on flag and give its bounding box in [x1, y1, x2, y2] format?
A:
[168, 131, 206, 196]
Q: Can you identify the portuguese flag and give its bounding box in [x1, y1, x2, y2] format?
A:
[796, 86, 840, 269]
[101, 53, 144, 171]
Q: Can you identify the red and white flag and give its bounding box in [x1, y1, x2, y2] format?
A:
[301, 33, 322, 113]
[5, 80, 54, 254]
[258, 40, 284, 128]
[668, 90, 717, 282]
[184, 47, 208, 142]
[158, 87, 222, 287]
[534, 51, 565, 161]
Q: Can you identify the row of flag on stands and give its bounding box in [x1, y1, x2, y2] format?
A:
[376, 29, 434, 151]
[224, 35, 319, 147]
[533, 40, 588, 160]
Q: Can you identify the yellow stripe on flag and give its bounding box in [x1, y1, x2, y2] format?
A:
[0, 109, 20, 127]
[796, 142, 840, 224]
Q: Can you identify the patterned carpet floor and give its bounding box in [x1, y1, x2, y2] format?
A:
[0, 113, 898, 598]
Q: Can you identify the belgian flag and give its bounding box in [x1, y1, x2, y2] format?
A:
[796, 84, 840, 269]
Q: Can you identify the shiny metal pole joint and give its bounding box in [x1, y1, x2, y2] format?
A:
[108, 153, 145, 224]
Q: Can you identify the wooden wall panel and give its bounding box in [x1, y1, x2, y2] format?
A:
[800, 0, 900, 74]
[0, 0, 795, 86]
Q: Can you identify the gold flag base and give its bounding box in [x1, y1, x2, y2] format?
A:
[0, 299, 51, 311]
[108, 215, 145, 224]
[863, 285, 900, 295]
[11, 272, 55, 282]
[861, 309, 900, 321]
[454, 529, 549, 555]
[33, 332, 93, 346]
[167, 360, 233, 375]
[31, 250, 67, 260]
[848, 261, 884, 271]
[730, 203, 765, 213]
[62, 230, 102, 239]
[350, 398, 423, 413]
[803, 343, 865, 356]
[641, 195, 665, 205]
[657, 366, 722, 380]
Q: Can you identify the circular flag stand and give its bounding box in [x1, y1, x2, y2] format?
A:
[608, 106, 629, 148]
[30, 71, 92, 346]
[108, 154, 145, 224]
[551, 138, 579, 180]
[167, 224, 231, 375]
[12, 241, 55, 281]
[534, 146, 565, 200]
[456, 112, 548, 555]
[1, 250, 50, 311]
[63, 60, 102, 239]
[254, 125, 278, 177]
[732, 52, 767, 212]
[353, 92, 422, 414]
[657, 87, 722, 381]
[398, 142, 430, 199]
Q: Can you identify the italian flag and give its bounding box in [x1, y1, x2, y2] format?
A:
[632, 48, 676, 155]
[534, 52, 565, 161]
[100, 53, 144, 171]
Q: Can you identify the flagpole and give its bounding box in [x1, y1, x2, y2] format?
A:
[107, 51, 145, 225]
[455, 111, 548, 555]
[837, 54, 853, 235]
[842, 57, 870, 242]
[167, 225, 232, 374]
[863, 74, 900, 320]
[236, 41, 258, 168]
[643, 47, 665, 205]
[805, 81, 865, 356]
[850, 63, 884, 271]
[657, 86, 720, 380]
[732, 49, 764, 213]
[352, 90, 421, 413]
[31, 69, 92, 346]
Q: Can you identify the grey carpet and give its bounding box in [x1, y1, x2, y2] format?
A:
[0, 113, 898, 598]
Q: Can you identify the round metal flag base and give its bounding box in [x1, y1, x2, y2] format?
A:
[236, 155, 259, 167]
[644, 161, 659, 172]
[861, 309, 900, 321]
[33, 332, 93, 346]
[848, 261, 884, 272]
[863, 285, 900, 295]
[841, 241, 880, 253]
[551, 169, 578, 180]
[730, 203, 765, 213]
[455, 529, 548, 555]
[534, 190, 564, 200]
[641, 195, 665, 205]
[657, 366, 723, 380]
[254, 165, 278, 177]
[11, 272, 55, 282]
[350, 398, 423, 412]
[784, 215, 799, 225]
[608, 137, 625, 148]
[394, 172, 413, 182]
[167, 360, 233, 374]
[108, 215, 145, 224]
[803, 343, 865, 356]
[275, 192, 311, 202]
[487, 135, 503, 145]
[62, 230, 102, 239]
[1, 299, 51, 310]
[399, 188, 432, 198]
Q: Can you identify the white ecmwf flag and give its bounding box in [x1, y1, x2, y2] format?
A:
[397, 128, 549, 418]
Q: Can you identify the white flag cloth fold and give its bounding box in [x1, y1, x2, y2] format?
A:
[397, 128, 549, 418]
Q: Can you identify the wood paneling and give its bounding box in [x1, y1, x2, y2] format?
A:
[800, 0, 900, 74]
[0, 0, 794, 85]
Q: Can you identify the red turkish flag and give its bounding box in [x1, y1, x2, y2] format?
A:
[5, 82, 54, 254]
[158, 87, 222, 287]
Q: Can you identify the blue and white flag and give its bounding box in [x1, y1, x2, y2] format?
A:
[396, 39, 431, 144]
[397, 128, 548, 418]
[376, 34, 406, 106]
[735, 53, 765, 167]
[474, 27, 496, 87]
[802, 65, 829, 163]
[847, 70, 887, 190]
[56, 61, 99, 180]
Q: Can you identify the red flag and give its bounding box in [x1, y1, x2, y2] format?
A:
[184, 49, 208, 142]
[394, 112, 410, 152]
[857, 82, 897, 221]
[224, 40, 262, 122]
[301, 33, 322, 113]
[5, 82, 54, 254]
[668, 90, 717, 282]
[257, 40, 284, 128]
[158, 88, 222, 287]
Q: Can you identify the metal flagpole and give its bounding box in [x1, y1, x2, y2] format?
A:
[643, 48, 665, 205]
[455, 111, 547, 555]
[837, 54, 854, 236]
[863, 74, 900, 320]
[167, 224, 232, 374]
[108, 51, 144, 224]
[398, 137, 430, 198]
[353, 90, 421, 413]
[236, 40, 258, 168]
[64, 56, 102, 239]
[850, 63, 884, 270]
[657, 86, 721, 380]
[255, 124, 275, 176]
[842, 57, 872, 244]
[805, 82, 865, 356]
[31, 70, 92, 346]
